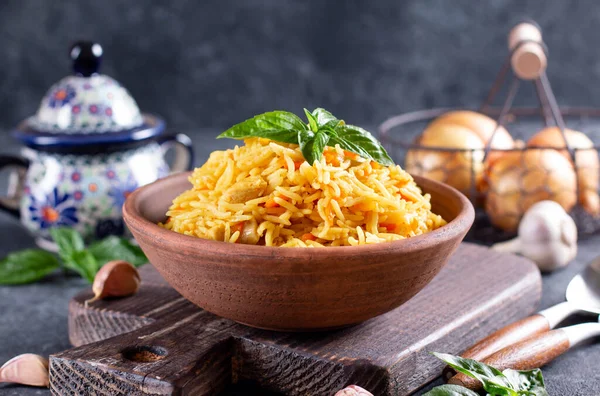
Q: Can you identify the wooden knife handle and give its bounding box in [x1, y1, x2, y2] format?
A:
[448, 329, 570, 390]
[442, 314, 550, 381]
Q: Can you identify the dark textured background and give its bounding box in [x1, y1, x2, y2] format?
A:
[1, 0, 600, 135]
[2, 1, 600, 395]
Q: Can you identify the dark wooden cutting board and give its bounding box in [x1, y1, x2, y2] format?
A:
[49, 243, 541, 395]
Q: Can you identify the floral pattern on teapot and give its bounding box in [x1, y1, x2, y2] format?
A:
[28, 74, 144, 134]
[21, 143, 170, 242]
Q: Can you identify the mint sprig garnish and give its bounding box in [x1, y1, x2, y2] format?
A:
[217, 108, 394, 166]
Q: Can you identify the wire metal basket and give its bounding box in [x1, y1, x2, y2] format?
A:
[378, 22, 600, 244]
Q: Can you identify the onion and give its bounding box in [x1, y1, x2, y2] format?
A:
[485, 149, 577, 232]
[427, 110, 514, 163]
[528, 127, 599, 216]
[405, 123, 484, 197]
[406, 111, 515, 199]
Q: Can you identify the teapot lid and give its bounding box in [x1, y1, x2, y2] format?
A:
[13, 41, 165, 149]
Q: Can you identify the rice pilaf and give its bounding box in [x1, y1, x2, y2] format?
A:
[162, 138, 446, 247]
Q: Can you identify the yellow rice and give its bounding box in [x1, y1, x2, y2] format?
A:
[162, 138, 446, 247]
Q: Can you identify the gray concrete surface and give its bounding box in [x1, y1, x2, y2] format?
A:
[0, 130, 599, 395]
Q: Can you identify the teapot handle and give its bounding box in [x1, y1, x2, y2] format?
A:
[157, 133, 194, 173]
[0, 155, 29, 218]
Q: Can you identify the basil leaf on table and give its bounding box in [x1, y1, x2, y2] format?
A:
[503, 368, 548, 396]
[50, 227, 85, 262]
[0, 226, 146, 285]
[216, 111, 307, 143]
[62, 250, 98, 283]
[431, 352, 551, 396]
[0, 249, 60, 285]
[423, 384, 480, 396]
[432, 353, 516, 395]
[88, 236, 148, 268]
[425, 352, 551, 396]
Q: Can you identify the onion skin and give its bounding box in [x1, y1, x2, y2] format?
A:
[405, 123, 484, 197]
[485, 149, 577, 232]
[528, 127, 599, 216]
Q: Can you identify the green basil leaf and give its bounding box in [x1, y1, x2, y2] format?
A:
[298, 130, 317, 164]
[325, 119, 345, 130]
[216, 108, 393, 167]
[308, 131, 330, 164]
[0, 249, 60, 285]
[63, 250, 98, 283]
[432, 353, 516, 395]
[329, 135, 371, 160]
[503, 369, 548, 395]
[297, 129, 314, 145]
[333, 125, 394, 166]
[422, 384, 480, 396]
[319, 124, 338, 137]
[217, 111, 306, 143]
[312, 108, 339, 127]
[304, 108, 319, 132]
[88, 237, 147, 268]
[50, 227, 85, 262]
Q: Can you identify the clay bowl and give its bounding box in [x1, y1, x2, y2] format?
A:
[123, 172, 474, 331]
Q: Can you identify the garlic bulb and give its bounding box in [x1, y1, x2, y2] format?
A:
[485, 150, 577, 232]
[528, 127, 599, 216]
[492, 200, 577, 272]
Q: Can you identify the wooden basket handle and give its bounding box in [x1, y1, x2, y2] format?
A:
[508, 22, 547, 80]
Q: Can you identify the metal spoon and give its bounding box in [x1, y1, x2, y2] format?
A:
[443, 256, 600, 381]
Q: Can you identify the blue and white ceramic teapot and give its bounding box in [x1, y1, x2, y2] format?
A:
[0, 42, 193, 249]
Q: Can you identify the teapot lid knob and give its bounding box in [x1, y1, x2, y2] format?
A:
[70, 41, 103, 77]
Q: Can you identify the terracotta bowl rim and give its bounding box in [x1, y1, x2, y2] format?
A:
[123, 171, 475, 257]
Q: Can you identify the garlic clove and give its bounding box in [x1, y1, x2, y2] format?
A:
[0, 353, 49, 387]
[334, 385, 374, 396]
[85, 260, 140, 306]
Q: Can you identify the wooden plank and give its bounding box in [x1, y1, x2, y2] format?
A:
[50, 243, 541, 395]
